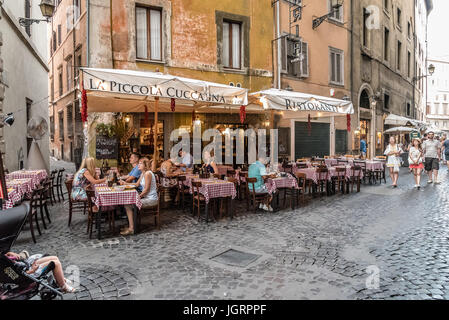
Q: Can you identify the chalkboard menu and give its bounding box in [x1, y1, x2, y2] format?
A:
[96, 136, 118, 160]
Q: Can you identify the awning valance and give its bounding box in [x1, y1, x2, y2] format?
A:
[250, 88, 354, 118]
[384, 114, 416, 126]
[81, 68, 248, 113]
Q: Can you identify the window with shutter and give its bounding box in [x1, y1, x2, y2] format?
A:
[222, 21, 242, 69]
[281, 36, 287, 73]
[300, 42, 309, 78]
[329, 47, 344, 85]
[136, 6, 163, 61]
[286, 38, 301, 77]
[58, 25, 62, 45]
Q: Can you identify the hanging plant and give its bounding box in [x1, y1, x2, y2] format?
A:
[96, 123, 117, 138]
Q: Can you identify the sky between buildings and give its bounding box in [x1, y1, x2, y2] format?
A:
[428, 0, 449, 60]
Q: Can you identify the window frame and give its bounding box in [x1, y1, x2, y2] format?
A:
[329, 47, 344, 86]
[328, 0, 344, 23]
[397, 40, 402, 71]
[383, 27, 390, 62]
[222, 20, 242, 70]
[135, 5, 163, 62]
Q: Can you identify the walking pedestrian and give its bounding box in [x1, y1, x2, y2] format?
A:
[441, 135, 449, 171]
[384, 136, 403, 188]
[422, 131, 442, 184]
[408, 138, 424, 189]
[360, 136, 367, 160]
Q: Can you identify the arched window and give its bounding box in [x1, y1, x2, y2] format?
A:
[360, 90, 371, 109]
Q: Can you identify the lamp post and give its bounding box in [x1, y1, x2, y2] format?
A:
[413, 64, 435, 82]
[312, 0, 344, 29]
[19, 0, 55, 27]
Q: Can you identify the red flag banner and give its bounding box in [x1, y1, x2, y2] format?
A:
[171, 98, 176, 112]
[347, 114, 351, 132]
[81, 89, 88, 123]
[240, 105, 246, 124]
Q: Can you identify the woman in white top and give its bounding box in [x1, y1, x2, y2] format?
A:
[384, 136, 403, 188]
[408, 138, 424, 189]
[120, 158, 158, 236]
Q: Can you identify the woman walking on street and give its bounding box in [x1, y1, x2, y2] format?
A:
[384, 136, 403, 188]
[409, 138, 424, 189]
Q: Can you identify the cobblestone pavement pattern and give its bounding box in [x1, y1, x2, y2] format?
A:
[12, 165, 449, 300]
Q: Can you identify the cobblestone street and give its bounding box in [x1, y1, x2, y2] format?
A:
[12, 166, 449, 300]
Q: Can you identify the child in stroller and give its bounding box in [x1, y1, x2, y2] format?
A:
[5, 251, 76, 293]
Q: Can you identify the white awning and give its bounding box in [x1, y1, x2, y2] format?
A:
[384, 127, 419, 134]
[250, 88, 354, 118]
[81, 68, 248, 113]
[384, 114, 416, 126]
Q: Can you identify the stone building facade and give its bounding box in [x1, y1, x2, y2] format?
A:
[50, 0, 274, 165]
[351, 0, 418, 157]
[274, 0, 352, 159]
[426, 58, 449, 132]
[0, 0, 49, 171]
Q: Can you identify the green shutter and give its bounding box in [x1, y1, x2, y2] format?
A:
[335, 130, 348, 154]
[295, 122, 330, 159]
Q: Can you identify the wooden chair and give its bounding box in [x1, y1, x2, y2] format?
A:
[218, 177, 238, 220]
[373, 161, 387, 184]
[315, 167, 329, 197]
[333, 167, 347, 194]
[48, 170, 57, 204]
[238, 171, 248, 203]
[54, 168, 66, 202]
[65, 179, 87, 227]
[138, 186, 162, 231]
[176, 175, 190, 212]
[246, 177, 270, 213]
[226, 169, 236, 178]
[293, 172, 307, 207]
[337, 159, 349, 166]
[354, 160, 372, 184]
[85, 188, 115, 239]
[349, 166, 362, 193]
[283, 164, 294, 174]
[192, 181, 207, 221]
[27, 189, 43, 243]
[296, 163, 308, 169]
[40, 179, 53, 225]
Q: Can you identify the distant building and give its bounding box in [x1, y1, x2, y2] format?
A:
[0, 0, 50, 171]
[426, 58, 449, 132]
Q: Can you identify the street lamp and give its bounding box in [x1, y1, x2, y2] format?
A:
[0, 113, 15, 128]
[413, 64, 436, 82]
[19, 0, 55, 27]
[312, 0, 344, 29]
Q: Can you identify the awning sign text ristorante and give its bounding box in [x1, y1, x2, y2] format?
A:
[285, 99, 340, 113]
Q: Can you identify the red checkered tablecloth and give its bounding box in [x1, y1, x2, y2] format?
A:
[265, 175, 299, 194]
[188, 179, 236, 203]
[6, 178, 33, 198]
[94, 186, 142, 210]
[7, 170, 47, 188]
[2, 188, 23, 210]
[297, 166, 363, 184]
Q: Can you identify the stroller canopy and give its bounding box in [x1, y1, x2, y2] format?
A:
[0, 204, 30, 253]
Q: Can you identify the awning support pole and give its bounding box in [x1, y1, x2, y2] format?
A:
[152, 97, 159, 172]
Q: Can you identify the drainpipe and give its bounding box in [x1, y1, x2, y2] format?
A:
[86, 0, 90, 67]
[110, 0, 115, 69]
[350, 0, 358, 154]
[275, 0, 281, 89]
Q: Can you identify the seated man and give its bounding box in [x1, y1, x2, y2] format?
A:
[248, 157, 273, 212]
[122, 153, 142, 191]
[178, 149, 193, 173]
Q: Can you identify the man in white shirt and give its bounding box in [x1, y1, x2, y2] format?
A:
[178, 149, 193, 172]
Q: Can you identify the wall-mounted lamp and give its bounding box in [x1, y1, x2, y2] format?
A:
[19, 0, 55, 27]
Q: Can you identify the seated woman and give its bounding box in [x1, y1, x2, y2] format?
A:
[120, 158, 159, 236]
[5, 251, 76, 293]
[159, 158, 181, 187]
[203, 150, 219, 174]
[71, 157, 106, 202]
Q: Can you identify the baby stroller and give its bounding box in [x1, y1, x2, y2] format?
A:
[0, 203, 63, 300]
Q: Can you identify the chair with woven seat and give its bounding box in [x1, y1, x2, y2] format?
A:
[373, 162, 387, 184]
[333, 167, 347, 194]
[192, 181, 207, 221]
[349, 166, 362, 193]
[65, 179, 87, 227]
[246, 177, 270, 213]
[314, 167, 329, 197]
[217, 177, 238, 220]
[284, 173, 306, 210]
[54, 168, 66, 202]
[85, 188, 115, 239]
[40, 179, 53, 225]
[48, 170, 57, 204]
[176, 175, 190, 212]
[138, 186, 162, 231]
[27, 189, 43, 243]
[354, 160, 372, 184]
[238, 171, 248, 203]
